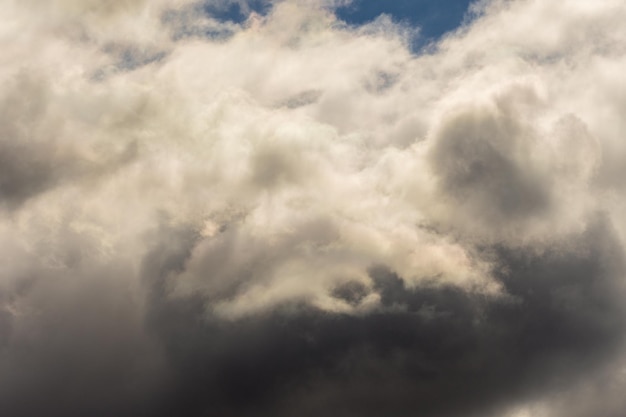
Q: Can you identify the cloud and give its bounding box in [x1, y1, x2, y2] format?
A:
[2, 0, 626, 416]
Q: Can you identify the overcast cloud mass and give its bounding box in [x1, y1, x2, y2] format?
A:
[2, 0, 626, 416]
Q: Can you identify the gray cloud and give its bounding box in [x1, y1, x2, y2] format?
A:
[0, 73, 139, 210]
[429, 88, 551, 226]
[140, 217, 626, 417]
[4, 217, 619, 417]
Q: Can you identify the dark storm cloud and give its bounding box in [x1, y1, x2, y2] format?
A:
[154, 220, 625, 416]
[1, 185, 625, 417]
[0, 262, 167, 417]
[29, 217, 612, 417]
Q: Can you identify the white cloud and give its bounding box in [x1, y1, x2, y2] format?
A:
[1, 0, 626, 319]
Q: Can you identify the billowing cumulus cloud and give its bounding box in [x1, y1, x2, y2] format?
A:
[1, 0, 626, 416]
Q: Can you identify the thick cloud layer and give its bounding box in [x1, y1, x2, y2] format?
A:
[2, 0, 626, 416]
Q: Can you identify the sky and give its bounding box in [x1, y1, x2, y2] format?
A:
[2, 0, 626, 416]
[336, 0, 473, 42]
[204, 0, 473, 43]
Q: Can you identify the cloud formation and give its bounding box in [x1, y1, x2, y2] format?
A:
[1, 0, 626, 416]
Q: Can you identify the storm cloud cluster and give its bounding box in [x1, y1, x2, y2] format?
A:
[2, 0, 626, 416]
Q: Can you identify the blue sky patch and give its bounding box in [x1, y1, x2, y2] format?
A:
[199, 0, 474, 43]
[336, 0, 474, 41]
